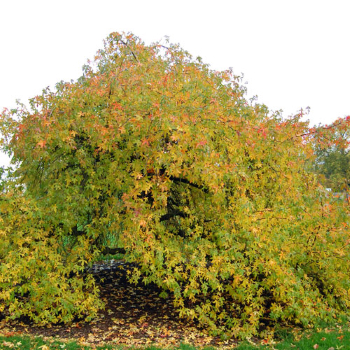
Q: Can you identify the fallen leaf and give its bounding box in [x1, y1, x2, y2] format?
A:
[4, 332, 16, 338]
[39, 346, 50, 350]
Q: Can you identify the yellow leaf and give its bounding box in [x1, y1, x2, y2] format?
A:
[39, 346, 50, 350]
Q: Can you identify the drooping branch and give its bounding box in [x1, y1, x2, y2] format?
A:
[169, 176, 209, 194]
[160, 209, 188, 222]
[297, 117, 350, 139]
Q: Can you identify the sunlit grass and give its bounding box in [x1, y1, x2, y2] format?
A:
[1, 323, 350, 350]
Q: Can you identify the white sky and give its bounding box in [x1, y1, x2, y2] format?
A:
[1, 0, 349, 168]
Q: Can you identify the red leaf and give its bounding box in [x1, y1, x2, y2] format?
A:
[196, 139, 207, 148]
[141, 138, 150, 146]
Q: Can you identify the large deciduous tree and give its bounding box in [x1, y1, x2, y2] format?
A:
[0, 32, 349, 338]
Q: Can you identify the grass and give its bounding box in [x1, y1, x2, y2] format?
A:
[1, 323, 350, 350]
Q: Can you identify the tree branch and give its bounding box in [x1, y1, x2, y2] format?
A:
[160, 209, 188, 222]
[169, 176, 209, 193]
[120, 40, 139, 62]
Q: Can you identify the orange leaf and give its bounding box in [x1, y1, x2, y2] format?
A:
[118, 126, 126, 134]
[37, 140, 46, 148]
[112, 102, 123, 110]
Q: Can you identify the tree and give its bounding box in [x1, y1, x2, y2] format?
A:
[0, 32, 349, 338]
[311, 120, 350, 193]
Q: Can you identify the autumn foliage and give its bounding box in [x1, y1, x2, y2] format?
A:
[0, 32, 349, 339]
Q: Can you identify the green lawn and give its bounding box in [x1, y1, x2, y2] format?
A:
[1, 324, 350, 350]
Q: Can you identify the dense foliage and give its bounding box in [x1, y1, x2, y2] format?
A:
[0, 32, 349, 339]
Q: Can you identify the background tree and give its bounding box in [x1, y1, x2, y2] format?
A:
[0, 32, 349, 339]
[311, 120, 350, 193]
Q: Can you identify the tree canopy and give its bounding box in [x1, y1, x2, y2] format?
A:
[0, 32, 349, 339]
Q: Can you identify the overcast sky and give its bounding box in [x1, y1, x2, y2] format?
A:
[1, 0, 349, 168]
